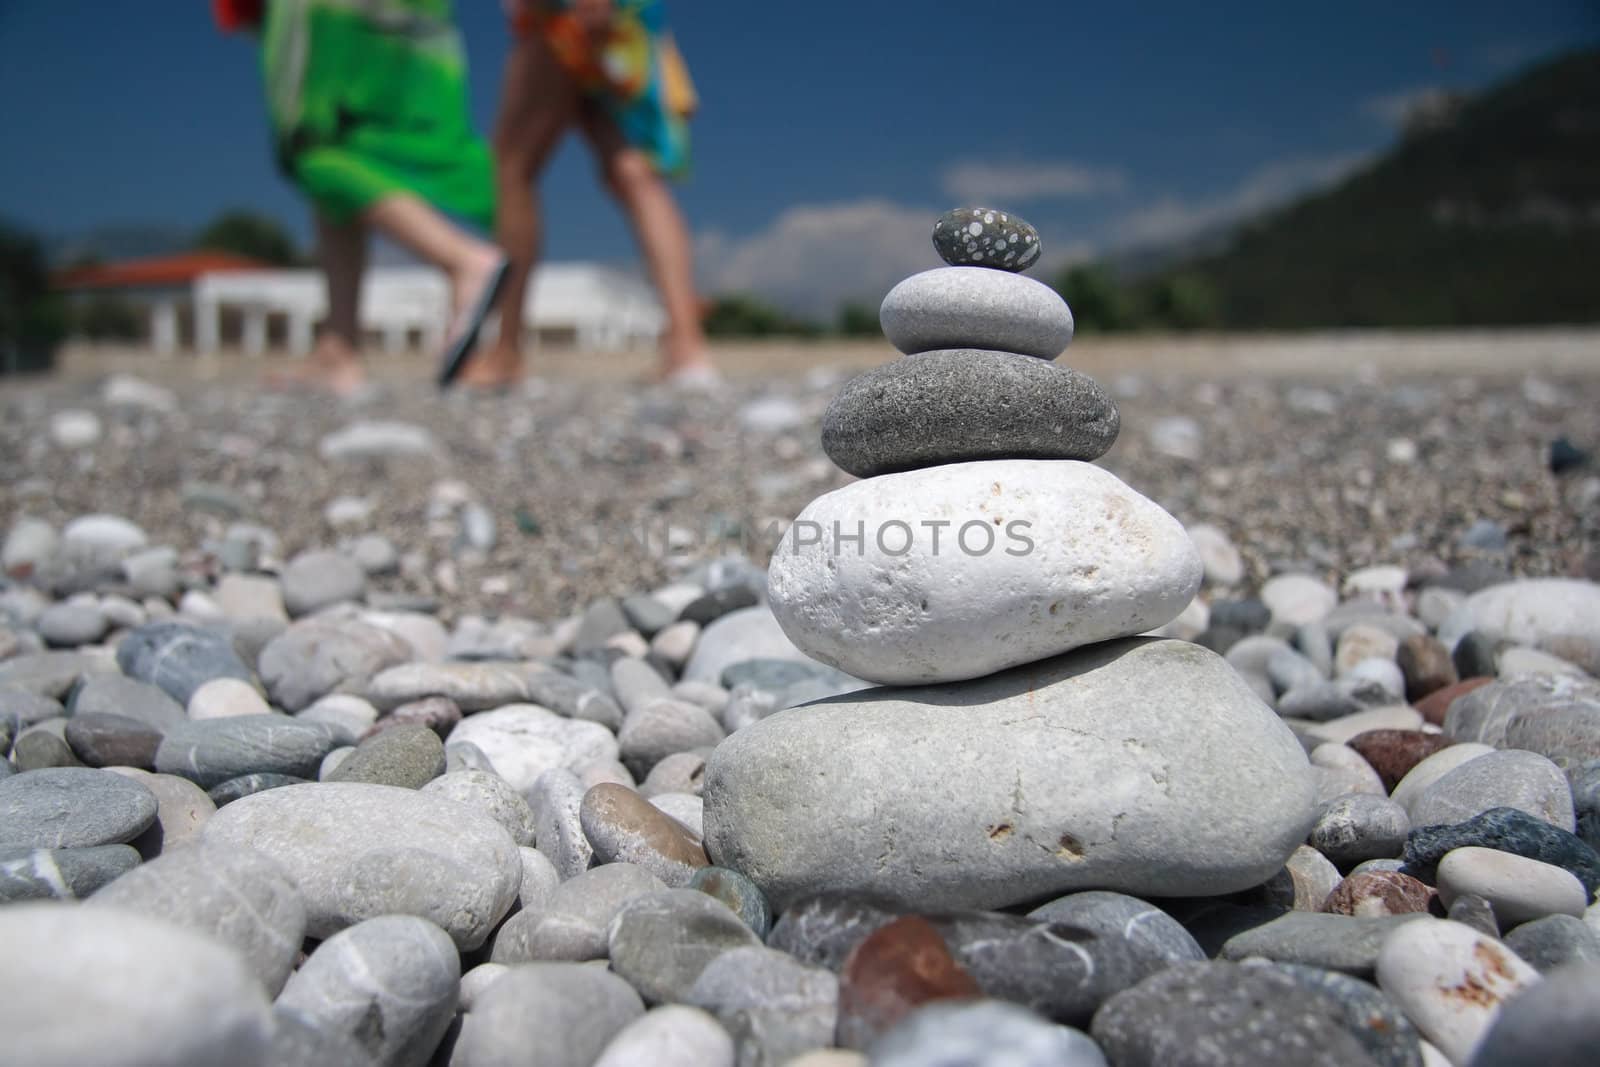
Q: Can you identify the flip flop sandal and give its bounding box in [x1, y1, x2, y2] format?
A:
[436, 257, 512, 389]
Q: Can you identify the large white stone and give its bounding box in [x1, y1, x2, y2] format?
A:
[767, 460, 1202, 685]
[445, 704, 619, 794]
[1438, 578, 1600, 651]
[704, 638, 1314, 910]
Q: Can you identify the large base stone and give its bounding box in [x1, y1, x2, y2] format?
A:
[703, 638, 1314, 910]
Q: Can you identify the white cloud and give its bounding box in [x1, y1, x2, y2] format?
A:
[696, 199, 938, 318]
[696, 199, 1100, 315]
[1110, 152, 1369, 249]
[941, 160, 1126, 203]
[1363, 86, 1453, 127]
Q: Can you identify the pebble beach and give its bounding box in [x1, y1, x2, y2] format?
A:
[3, 301, 1600, 1065]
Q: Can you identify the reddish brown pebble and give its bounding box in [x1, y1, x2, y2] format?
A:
[1346, 729, 1455, 791]
[366, 695, 463, 739]
[1414, 675, 1493, 726]
[578, 782, 707, 885]
[1397, 634, 1459, 701]
[835, 915, 981, 1050]
[1322, 870, 1433, 917]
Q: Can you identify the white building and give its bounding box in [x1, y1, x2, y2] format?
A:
[64, 258, 665, 356]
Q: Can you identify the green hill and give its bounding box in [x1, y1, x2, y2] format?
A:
[1095, 49, 1600, 329]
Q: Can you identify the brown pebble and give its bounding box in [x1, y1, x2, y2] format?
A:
[579, 781, 707, 885]
[835, 915, 981, 1050]
[1322, 870, 1433, 917]
[366, 695, 462, 739]
[1346, 729, 1455, 791]
[1414, 675, 1493, 726]
[1397, 634, 1458, 701]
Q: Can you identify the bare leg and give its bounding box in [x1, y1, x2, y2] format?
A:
[362, 194, 502, 317]
[474, 32, 578, 386]
[579, 112, 714, 378]
[271, 213, 368, 394]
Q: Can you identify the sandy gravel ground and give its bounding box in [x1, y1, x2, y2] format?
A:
[5, 329, 1598, 621]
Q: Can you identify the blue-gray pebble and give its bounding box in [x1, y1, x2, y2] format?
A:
[932, 207, 1042, 272]
[690, 865, 773, 938]
[1028, 890, 1205, 964]
[0, 844, 140, 901]
[116, 621, 254, 705]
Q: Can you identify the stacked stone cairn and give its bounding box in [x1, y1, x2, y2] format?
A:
[704, 207, 1317, 912]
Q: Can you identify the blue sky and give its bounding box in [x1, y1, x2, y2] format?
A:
[2, 1, 1595, 314]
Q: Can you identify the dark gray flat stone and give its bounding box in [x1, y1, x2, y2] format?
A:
[822, 349, 1118, 477]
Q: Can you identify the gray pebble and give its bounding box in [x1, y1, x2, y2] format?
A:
[89, 844, 306, 995]
[281, 549, 367, 617]
[1411, 749, 1575, 832]
[420, 770, 536, 846]
[1218, 912, 1430, 977]
[258, 619, 412, 713]
[490, 861, 664, 963]
[880, 267, 1073, 359]
[1254, 961, 1423, 1067]
[1469, 960, 1600, 1067]
[1028, 890, 1205, 963]
[155, 717, 335, 789]
[115, 621, 253, 705]
[617, 697, 724, 778]
[873, 1000, 1104, 1067]
[0, 767, 158, 848]
[202, 781, 522, 950]
[530, 767, 594, 878]
[1503, 913, 1600, 973]
[208, 772, 308, 806]
[106, 768, 215, 858]
[36, 602, 109, 647]
[524, 670, 625, 732]
[1311, 795, 1412, 867]
[690, 865, 773, 937]
[1091, 960, 1375, 1066]
[276, 914, 459, 1067]
[67, 673, 184, 730]
[325, 723, 445, 789]
[607, 888, 763, 1003]
[0, 650, 117, 700]
[0, 843, 140, 901]
[452, 963, 644, 1067]
[685, 945, 838, 1064]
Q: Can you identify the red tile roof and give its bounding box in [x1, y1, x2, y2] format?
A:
[55, 252, 270, 290]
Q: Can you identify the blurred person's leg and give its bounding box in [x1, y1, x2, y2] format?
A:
[578, 108, 714, 382]
[363, 195, 508, 387]
[363, 195, 503, 323]
[271, 214, 368, 395]
[472, 33, 578, 387]
[315, 214, 367, 392]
